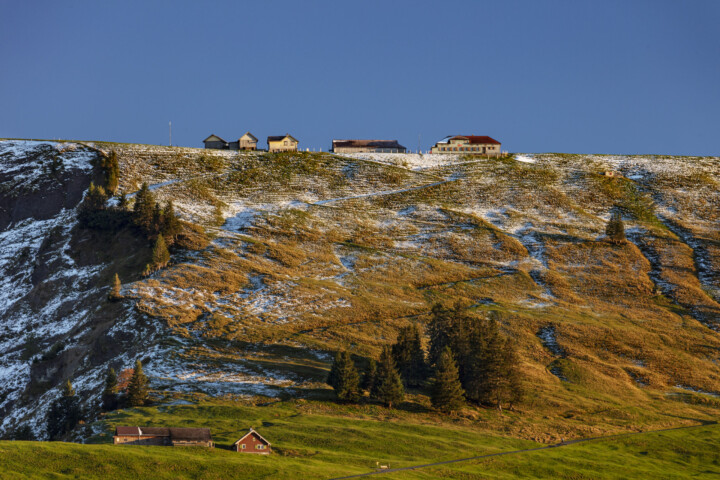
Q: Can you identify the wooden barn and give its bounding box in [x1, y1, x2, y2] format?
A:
[113, 426, 214, 448]
[331, 139, 407, 154]
[203, 134, 228, 150]
[204, 132, 258, 151]
[430, 135, 501, 155]
[232, 428, 272, 454]
[267, 134, 298, 153]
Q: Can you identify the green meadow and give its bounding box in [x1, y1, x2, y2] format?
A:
[1, 398, 718, 479]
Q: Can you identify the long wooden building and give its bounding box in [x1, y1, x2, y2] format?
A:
[430, 135, 501, 155]
[113, 426, 214, 448]
[331, 139, 407, 154]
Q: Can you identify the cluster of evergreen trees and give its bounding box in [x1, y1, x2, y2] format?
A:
[327, 305, 522, 413]
[101, 360, 150, 412]
[427, 303, 522, 411]
[327, 347, 404, 408]
[44, 360, 149, 441]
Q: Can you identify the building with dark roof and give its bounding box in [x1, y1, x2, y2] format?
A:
[113, 426, 214, 448]
[430, 135, 501, 155]
[203, 132, 258, 151]
[331, 139, 407, 154]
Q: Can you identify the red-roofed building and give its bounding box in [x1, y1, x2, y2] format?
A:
[430, 135, 502, 155]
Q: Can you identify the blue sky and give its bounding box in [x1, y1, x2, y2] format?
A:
[1, 0, 718, 155]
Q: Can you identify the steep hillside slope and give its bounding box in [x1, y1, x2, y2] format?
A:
[2, 140, 720, 440]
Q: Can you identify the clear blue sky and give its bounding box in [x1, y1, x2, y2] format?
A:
[2, 0, 719, 155]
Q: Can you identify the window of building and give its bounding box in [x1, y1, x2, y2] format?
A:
[256, 444, 265, 450]
[284, 141, 288, 145]
[241, 444, 246, 449]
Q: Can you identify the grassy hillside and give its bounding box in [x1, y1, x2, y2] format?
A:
[1, 398, 718, 479]
[77, 143, 720, 439]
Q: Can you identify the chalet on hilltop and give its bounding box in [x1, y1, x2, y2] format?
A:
[430, 135, 501, 156]
[203, 132, 258, 151]
[232, 428, 272, 454]
[113, 426, 214, 448]
[331, 139, 407, 154]
[267, 134, 299, 152]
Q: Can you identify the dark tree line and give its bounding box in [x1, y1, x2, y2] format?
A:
[327, 304, 522, 412]
[427, 303, 522, 411]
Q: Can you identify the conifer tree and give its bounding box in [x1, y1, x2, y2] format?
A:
[161, 200, 181, 243]
[372, 346, 404, 408]
[102, 368, 119, 411]
[606, 210, 626, 244]
[431, 347, 465, 413]
[132, 182, 155, 233]
[78, 182, 109, 226]
[151, 235, 170, 270]
[361, 358, 377, 393]
[332, 351, 361, 403]
[109, 273, 122, 301]
[47, 380, 81, 440]
[102, 150, 120, 194]
[151, 201, 163, 236]
[117, 191, 128, 209]
[392, 324, 427, 387]
[327, 351, 342, 389]
[127, 360, 149, 407]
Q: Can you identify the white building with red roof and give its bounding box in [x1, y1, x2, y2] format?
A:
[430, 135, 501, 155]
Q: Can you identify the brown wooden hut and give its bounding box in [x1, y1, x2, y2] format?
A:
[113, 426, 213, 448]
[232, 428, 271, 454]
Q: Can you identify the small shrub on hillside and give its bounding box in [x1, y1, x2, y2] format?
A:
[108, 273, 122, 301]
[10, 424, 36, 441]
[606, 210, 626, 244]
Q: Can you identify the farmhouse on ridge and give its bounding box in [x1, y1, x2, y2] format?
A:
[113, 426, 214, 447]
[430, 135, 501, 155]
[267, 134, 299, 152]
[203, 133, 258, 151]
[331, 139, 407, 154]
[232, 428, 272, 454]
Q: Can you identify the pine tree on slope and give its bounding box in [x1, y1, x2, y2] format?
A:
[373, 347, 404, 408]
[430, 347, 465, 413]
[127, 360, 149, 407]
[333, 351, 361, 403]
[102, 368, 119, 411]
[47, 380, 82, 440]
[151, 235, 170, 270]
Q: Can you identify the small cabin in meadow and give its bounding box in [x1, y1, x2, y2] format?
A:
[232, 428, 272, 454]
[267, 134, 298, 153]
[113, 426, 213, 448]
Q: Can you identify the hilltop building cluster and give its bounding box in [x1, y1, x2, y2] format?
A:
[203, 133, 502, 155]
